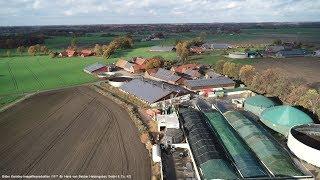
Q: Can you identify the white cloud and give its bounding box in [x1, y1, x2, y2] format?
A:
[0, 0, 319, 25]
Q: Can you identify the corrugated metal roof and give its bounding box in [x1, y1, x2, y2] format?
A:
[277, 49, 310, 57]
[184, 69, 201, 78]
[123, 62, 134, 70]
[185, 76, 234, 88]
[119, 78, 173, 104]
[153, 68, 181, 83]
[202, 43, 230, 49]
[83, 62, 106, 73]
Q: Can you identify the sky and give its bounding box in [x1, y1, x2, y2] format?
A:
[0, 0, 320, 26]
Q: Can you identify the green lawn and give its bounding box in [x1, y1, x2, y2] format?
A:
[0, 56, 102, 96]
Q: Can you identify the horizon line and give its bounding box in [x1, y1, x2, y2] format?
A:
[1, 21, 320, 28]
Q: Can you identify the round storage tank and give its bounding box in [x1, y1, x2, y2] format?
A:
[244, 95, 277, 116]
[108, 76, 132, 87]
[260, 105, 313, 136]
[287, 124, 320, 167]
[228, 52, 248, 59]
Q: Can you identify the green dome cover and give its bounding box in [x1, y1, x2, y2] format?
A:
[260, 105, 313, 136]
[244, 95, 277, 116]
[245, 95, 277, 108]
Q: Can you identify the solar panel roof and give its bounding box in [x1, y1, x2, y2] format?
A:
[185, 76, 234, 88]
[119, 78, 173, 104]
[153, 68, 181, 83]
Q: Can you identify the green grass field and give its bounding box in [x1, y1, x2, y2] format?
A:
[0, 46, 178, 96]
[1, 27, 319, 97]
[0, 56, 102, 96]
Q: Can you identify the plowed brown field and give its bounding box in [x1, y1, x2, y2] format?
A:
[0, 86, 150, 180]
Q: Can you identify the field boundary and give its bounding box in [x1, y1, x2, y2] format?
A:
[0, 93, 33, 113]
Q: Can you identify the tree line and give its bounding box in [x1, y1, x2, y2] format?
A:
[215, 60, 320, 120]
[175, 37, 204, 62]
[93, 35, 134, 59]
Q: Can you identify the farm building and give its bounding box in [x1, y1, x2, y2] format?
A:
[149, 46, 175, 52]
[171, 64, 200, 73]
[134, 57, 148, 66]
[123, 62, 141, 73]
[144, 68, 158, 77]
[244, 95, 277, 116]
[247, 51, 262, 58]
[58, 51, 68, 57]
[171, 64, 202, 79]
[83, 62, 109, 74]
[66, 49, 77, 57]
[202, 43, 231, 50]
[224, 111, 309, 178]
[80, 49, 94, 57]
[275, 49, 311, 58]
[115, 59, 141, 73]
[156, 112, 180, 130]
[179, 107, 238, 179]
[265, 45, 285, 53]
[205, 70, 223, 79]
[115, 59, 128, 68]
[190, 46, 205, 54]
[228, 52, 248, 59]
[119, 78, 190, 106]
[184, 76, 235, 92]
[150, 68, 182, 84]
[195, 99, 270, 178]
[183, 69, 201, 79]
[287, 124, 320, 168]
[260, 105, 313, 136]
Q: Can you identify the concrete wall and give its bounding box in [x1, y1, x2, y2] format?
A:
[288, 131, 320, 168]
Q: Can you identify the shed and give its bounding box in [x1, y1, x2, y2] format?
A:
[275, 49, 311, 58]
[83, 62, 108, 74]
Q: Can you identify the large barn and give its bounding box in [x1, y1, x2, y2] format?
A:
[119, 78, 190, 107]
[184, 76, 235, 92]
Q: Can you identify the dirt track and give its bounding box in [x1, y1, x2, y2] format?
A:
[0, 86, 150, 179]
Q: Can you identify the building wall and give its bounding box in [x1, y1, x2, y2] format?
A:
[187, 84, 235, 91]
[228, 53, 247, 59]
